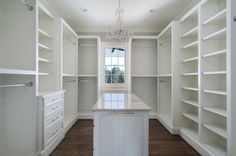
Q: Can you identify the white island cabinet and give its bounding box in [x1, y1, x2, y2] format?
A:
[93, 93, 151, 156]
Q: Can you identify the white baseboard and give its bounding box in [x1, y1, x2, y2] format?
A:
[64, 114, 79, 133]
[156, 114, 179, 135]
[38, 131, 65, 156]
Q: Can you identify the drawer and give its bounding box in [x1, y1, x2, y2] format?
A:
[45, 100, 63, 116]
[45, 109, 63, 128]
[44, 93, 63, 105]
[44, 118, 63, 146]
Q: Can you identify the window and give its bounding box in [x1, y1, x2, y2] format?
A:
[104, 48, 125, 84]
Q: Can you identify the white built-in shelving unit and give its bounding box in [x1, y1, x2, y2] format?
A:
[0, 0, 37, 155]
[200, 0, 227, 155]
[77, 36, 100, 118]
[131, 36, 158, 117]
[157, 21, 181, 134]
[61, 19, 79, 132]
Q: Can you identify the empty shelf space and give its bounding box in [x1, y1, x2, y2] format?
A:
[203, 89, 226, 95]
[182, 26, 198, 38]
[203, 143, 227, 156]
[181, 128, 199, 140]
[203, 9, 226, 25]
[182, 113, 198, 123]
[182, 57, 198, 63]
[182, 41, 198, 49]
[77, 74, 97, 77]
[38, 43, 51, 51]
[157, 74, 172, 77]
[132, 75, 157, 77]
[38, 58, 51, 63]
[0, 68, 37, 75]
[182, 72, 198, 76]
[182, 100, 198, 107]
[182, 87, 199, 91]
[203, 28, 226, 40]
[203, 107, 227, 117]
[203, 49, 226, 58]
[203, 124, 227, 139]
[38, 28, 52, 38]
[203, 71, 226, 75]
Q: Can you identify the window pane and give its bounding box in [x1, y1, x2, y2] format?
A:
[118, 57, 124, 65]
[105, 66, 112, 75]
[105, 57, 112, 65]
[112, 75, 124, 83]
[105, 75, 111, 83]
[111, 66, 124, 75]
[112, 57, 118, 65]
[105, 48, 112, 57]
[118, 50, 125, 57]
[111, 49, 119, 57]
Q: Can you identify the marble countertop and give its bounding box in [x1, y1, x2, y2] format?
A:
[93, 93, 151, 111]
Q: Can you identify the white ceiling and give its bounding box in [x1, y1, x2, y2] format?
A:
[47, 0, 198, 33]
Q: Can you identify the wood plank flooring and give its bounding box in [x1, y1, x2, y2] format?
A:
[50, 119, 200, 156]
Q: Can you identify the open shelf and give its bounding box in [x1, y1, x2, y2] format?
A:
[38, 28, 52, 38]
[182, 87, 199, 91]
[0, 68, 37, 75]
[77, 75, 97, 77]
[203, 71, 226, 75]
[38, 58, 51, 63]
[63, 73, 77, 77]
[204, 124, 227, 139]
[202, 49, 226, 58]
[182, 113, 198, 123]
[182, 100, 198, 107]
[182, 41, 198, 49]
[203, 9, 226, 25]
[182, 57, 198, 63]
[203, 143, 227, 156]
[203, 28, 226, 40]
[38, 72, 50, 76]
[182, 26, 198, 38]
[182, 73, 198, 76]
[203, 107, 226, 117]
[38, 43, 51, 51]
[203, 89, 226, 95]
[157, 74, 172, 77]
[181, 127, 199, 141]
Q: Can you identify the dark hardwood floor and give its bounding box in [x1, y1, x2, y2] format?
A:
[50, 119, 200, 156]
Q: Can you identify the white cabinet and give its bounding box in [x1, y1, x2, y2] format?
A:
[37, 91, 65, 156]
[94, 111, 149, 156]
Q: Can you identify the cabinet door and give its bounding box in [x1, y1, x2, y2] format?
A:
[122, 115, 143, 156]
[99, 115, 121, 156]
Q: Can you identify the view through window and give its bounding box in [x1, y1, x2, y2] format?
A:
[105, 48, 125, 84]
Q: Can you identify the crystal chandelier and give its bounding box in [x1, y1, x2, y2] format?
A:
[106, 0, 133, 43]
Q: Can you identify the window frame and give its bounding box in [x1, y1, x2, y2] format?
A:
[101, 43, 128, 89]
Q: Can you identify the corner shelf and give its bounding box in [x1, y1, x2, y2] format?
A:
[182, 100, 198, 107]
[203, 28, 226, 41]
[182, 113, 198, 123]
[203, 107, 227, 117]
[203, 9, 226, 25]
[203, 124, 227, 139]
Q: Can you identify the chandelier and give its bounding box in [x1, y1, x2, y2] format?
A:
[106, 0, 133, 43]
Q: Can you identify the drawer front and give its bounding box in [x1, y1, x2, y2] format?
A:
[44, 118, 63, 146]
[45, 100, 63, 116]
[45, 109, 63, 128]
[44, 93, 63, 105]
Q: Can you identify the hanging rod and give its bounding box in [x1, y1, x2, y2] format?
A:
[159, 36, 171, 46]
[63, 80, 76, 83]
[19, 0, 34, 11]
[0, 82, 33, 88]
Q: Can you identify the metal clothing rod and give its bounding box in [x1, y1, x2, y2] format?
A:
[19, 0, 34, 11]
[0, 82, 33, 88]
